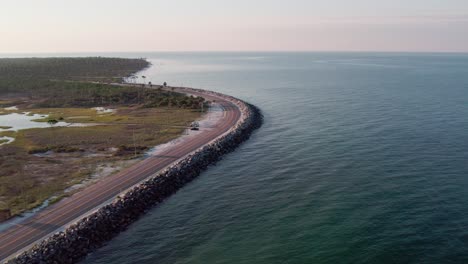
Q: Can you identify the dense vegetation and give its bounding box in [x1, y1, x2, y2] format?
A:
[0, 57, 205, 109]
[0, 57, 149, 84]
[0, 57, 208, 216]
[12, 81, 205, 109]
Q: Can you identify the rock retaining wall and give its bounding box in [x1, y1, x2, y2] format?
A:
[8, 91, 262, 264]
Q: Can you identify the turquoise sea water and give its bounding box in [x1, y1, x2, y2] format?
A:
[53, 52, 468, 263]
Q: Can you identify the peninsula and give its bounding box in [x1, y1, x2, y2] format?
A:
[0, 58, 262, 263]
[0, 57, 205, 217]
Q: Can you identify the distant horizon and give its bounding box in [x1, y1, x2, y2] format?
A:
[1, 50, 468, 55]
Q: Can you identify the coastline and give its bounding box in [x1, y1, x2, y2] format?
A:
[0, 92, 220, 233]
[0, 80, 203, 217]
[3, 87, 262, 264]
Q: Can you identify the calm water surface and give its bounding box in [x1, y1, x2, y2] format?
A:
[79, 52, 468, 263]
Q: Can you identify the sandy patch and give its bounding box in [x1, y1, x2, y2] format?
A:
[0, 136, 15, 146]
[146, 102, 224, 157]
[4, 106, 18, 111]
[93, 107, 115, 114]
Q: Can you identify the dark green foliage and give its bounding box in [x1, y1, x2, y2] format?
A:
[25, 82, 205, 108]
[0, 57, 148, 95]
[47, 119, 58, 125]
[0, 57, 205, 109]
[0, 57, 149, 83]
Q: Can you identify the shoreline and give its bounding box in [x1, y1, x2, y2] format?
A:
[0, 97, 220, 231]
[3, 87, 262, 264]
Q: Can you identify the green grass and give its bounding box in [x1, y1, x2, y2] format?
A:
[0, 106, 202, 215]
[0, 57, 208, 216]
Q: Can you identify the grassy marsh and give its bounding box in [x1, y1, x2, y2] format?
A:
[0, 57, 205, 217]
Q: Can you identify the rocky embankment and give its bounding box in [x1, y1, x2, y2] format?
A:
[8, 89, 262, 264]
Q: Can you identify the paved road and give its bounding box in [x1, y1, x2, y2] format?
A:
[0, 88, 242, 262]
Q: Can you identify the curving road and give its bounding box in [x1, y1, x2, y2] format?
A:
[0, 87, 242, 262]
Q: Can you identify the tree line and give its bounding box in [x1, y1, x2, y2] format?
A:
[0, 57, 149, 83]
[0, 57, 206, 109]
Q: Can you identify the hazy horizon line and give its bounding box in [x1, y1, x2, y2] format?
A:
[1, 50, 468, 55]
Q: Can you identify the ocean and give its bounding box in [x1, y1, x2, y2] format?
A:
[57, 52, 468, 263]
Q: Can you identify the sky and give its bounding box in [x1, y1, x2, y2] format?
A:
[1, 0, 468, 53]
